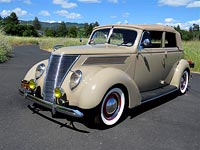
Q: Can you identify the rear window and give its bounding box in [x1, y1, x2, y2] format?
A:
[165, 32, 177, 47]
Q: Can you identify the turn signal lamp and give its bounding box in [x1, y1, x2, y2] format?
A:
[29, 79, 36, 90]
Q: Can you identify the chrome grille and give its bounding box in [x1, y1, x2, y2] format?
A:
[43, 54, 79, 102]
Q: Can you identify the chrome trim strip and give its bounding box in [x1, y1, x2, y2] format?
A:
[19, 89, 84, 118]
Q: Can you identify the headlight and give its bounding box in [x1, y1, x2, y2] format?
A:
[70, 70, 82, 90]
[35, 63, 45, 79]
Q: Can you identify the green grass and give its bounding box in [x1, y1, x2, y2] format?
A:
[5, 35, 88, 51]
[39, 37, 88, 51]
[5, 36, 39, 46]
[183, 41, 200, 72]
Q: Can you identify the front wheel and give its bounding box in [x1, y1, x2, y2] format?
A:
[95, 87, 126, 127]
[179, 70, 189, 94]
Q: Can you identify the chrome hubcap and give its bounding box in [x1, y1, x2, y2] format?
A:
[103, 92, 121, 120]
[105, 97, 118, 115]
[180, 74, 186, 90]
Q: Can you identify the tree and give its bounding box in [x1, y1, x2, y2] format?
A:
[192, 24, 199, 32]
[56, 21, 67, 37]
[1, 13, 38, 37]
[174, 24, 200, 41]
[44, 28, 55, 37]
[0, 15, 4, 27]
[93, 21, 99, 27]
[22, 25, 38, 37]
[33, 17, 41, 30]
[5, 12, 19, 25]
[83, 21, 99, 37]
[68, 26, 77, 38]
[83, 23, 89, 37]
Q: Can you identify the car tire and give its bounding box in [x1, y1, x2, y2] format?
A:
[95, 87, 126, 127]
[179, 70, 189, 94]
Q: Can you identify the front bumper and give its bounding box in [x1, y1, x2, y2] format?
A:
[19, 89, 84, 118]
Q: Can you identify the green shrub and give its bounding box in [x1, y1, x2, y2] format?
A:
[0, 32, 13, 63]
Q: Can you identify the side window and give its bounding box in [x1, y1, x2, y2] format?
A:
[165, 32, 177, 47]
[141, 31, 163, 48]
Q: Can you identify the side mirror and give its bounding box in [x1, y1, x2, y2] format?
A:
[53, 45, 64, 51]
[142, 38, 150, 47]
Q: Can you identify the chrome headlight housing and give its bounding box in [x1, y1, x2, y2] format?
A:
[70, 70, 82, 90]
[35, 63, 46, 79]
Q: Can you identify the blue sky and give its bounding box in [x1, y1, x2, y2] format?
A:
[0, 0, 199, 30]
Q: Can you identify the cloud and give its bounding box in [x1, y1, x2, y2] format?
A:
[158, 0, 192, 6]
[158, 0, 200, 7]
[122, 12, 129, 18]
[78, 0, 101, 3]
[55, 10, 82, 19]
[44, 20, 62, 23]
[52, 0, 77, 9]
[159, 18, 200, 30]
[0, 0, 11, 2]
[0, 8, 27, 17]
[110, 15, 117, 18]
[164, 18, 177, 23]
[39, 10, 50, 16]
[116, 20, 128, 24]
[124, 20, 128, 24]
[187, 1, 200, 7]
[23, 0, 32, 4]
[108, 0, 118, 3]
[13, 8, 27, 16]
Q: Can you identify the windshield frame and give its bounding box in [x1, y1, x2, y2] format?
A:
[88, 27, 138, 47]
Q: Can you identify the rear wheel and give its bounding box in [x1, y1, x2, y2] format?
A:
[179, 70, 189, 94]
[95, 87, 126, 127]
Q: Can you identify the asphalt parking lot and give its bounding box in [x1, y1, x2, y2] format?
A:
[0, 45, 200, 150]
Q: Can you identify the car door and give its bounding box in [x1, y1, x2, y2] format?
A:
[134, 31, 166, 92]
[161, 32, 183, 84]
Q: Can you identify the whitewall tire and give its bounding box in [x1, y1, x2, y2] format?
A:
[179, 70, 189, 94]
[100, 88, 126, 126]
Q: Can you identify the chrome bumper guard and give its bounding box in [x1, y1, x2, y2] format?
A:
[19, 89, 84, 118]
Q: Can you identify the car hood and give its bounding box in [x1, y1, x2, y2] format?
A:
[52, 44, 133, 55]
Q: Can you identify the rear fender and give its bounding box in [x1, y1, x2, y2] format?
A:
[170, 59, 190, 88]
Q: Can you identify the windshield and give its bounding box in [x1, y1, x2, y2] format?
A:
[89, 28, 137, 47]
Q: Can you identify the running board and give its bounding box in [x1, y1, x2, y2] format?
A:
[141, 85, 178, 103]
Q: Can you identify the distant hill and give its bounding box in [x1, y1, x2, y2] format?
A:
[20, 20, 85, 29]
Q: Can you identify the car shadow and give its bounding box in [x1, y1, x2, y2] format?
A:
[27, 105, 90, 133]
[127, 91, 179, 119]
[27, 90, 184, 131]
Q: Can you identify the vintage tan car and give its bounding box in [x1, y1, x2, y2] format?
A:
[19, 24, 193, 127]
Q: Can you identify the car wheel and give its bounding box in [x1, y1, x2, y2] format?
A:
[95, 87, 126, 127]
[179, 70, 189, 94]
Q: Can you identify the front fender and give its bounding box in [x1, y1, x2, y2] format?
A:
[170, 59, 190, 88]
[65, 67, 141, 109]
[23, 59, 48, 81]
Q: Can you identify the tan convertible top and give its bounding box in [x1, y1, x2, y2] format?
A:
[94, 24, 177, 32]
[94, 24, 183, 50]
